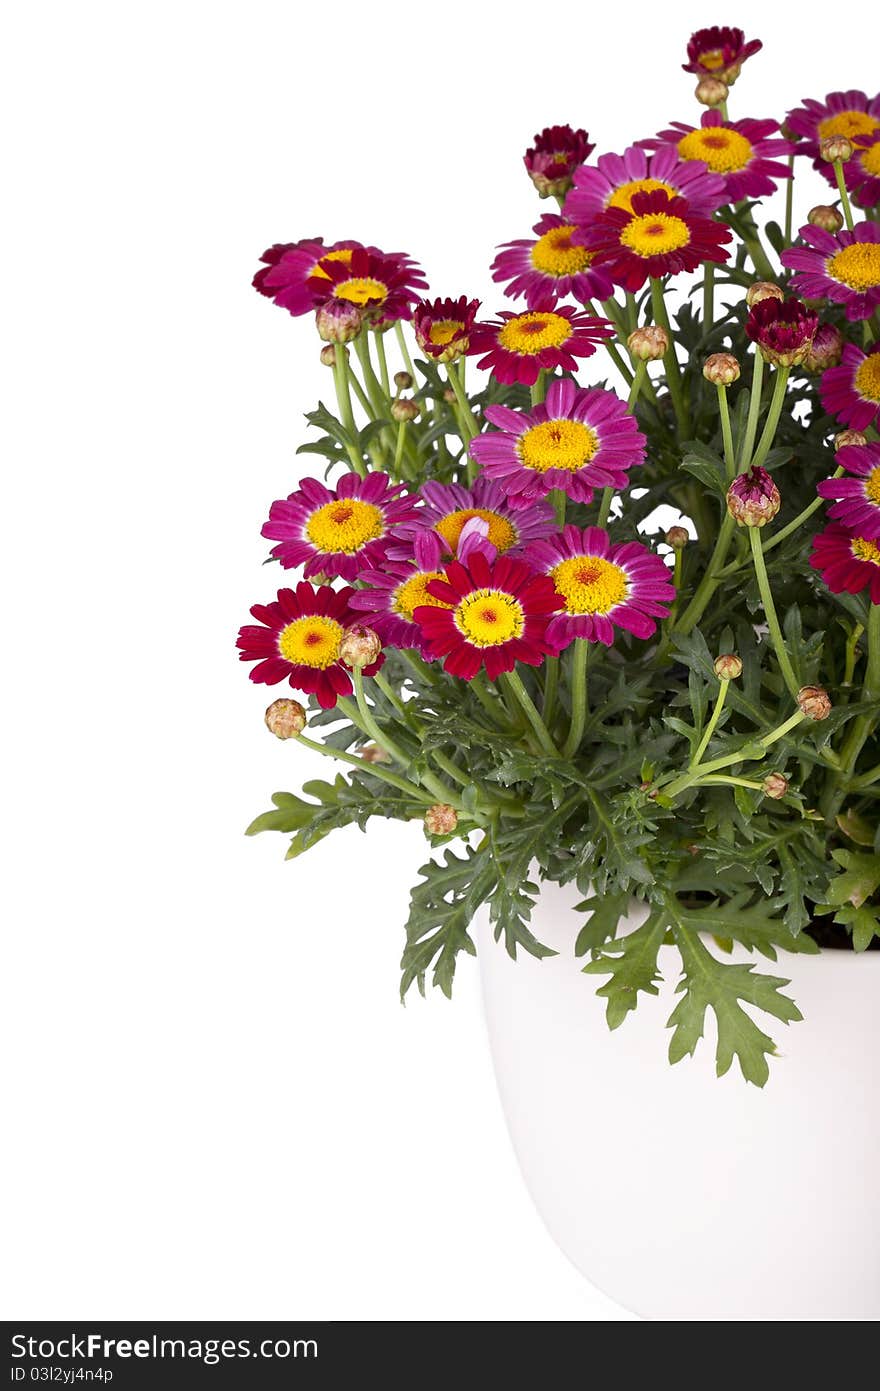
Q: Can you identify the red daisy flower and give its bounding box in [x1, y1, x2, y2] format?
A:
[524, 125, 594, 199]
[413, 296, 481, 362]
[253, 238, 371, 317]
[785, 90, 880, 165]
[578, 190, 731, 294]
[237, 583, 383, 710]
[818, 442, 880, 539]
[682, 26, 762, 84]
[413, 552, 564, 680]
[641, 113, 793, 204]
[782, 221, 880, 323]
[524, 526, 674, 646]
[491, 213, 614, 310]
[820, 343, 880, 431]
[306, 247, 427, 324]
[261, 472, 420, 581]
[468, 303, 611, 386]
[809, 522, 880, 603]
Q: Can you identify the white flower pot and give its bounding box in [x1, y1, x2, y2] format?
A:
[478, 877, 880, 1321]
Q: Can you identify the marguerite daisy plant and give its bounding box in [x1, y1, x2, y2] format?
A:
[239, 27, 880, 1090]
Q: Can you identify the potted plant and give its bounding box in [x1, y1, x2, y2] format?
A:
[238, 25, 880, 1320]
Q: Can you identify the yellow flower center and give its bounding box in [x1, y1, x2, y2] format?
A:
[852, 536, 880, 566]
[428, 319, 461, 345]
[551, 555, 628, 614]
[497, 311, 573, 355]
[860, 144, 880, 175]
[865, 467, 880, 505]
[312, 247, 355, 282]
[677, 127, 753, 173]
[818, 111, 880, 145]
[620, 211, 691, 257]
[454, 588, 525, 646]
[530, 224, 592, 277]
[607, 177, 676, 213]
[278, 615, 343, 669]
[518, 418, 599, 473]
[827, 243, 880, 291]
[392, 570, 450, 618]
[435, 507, 517, 553]
[855, 352, 880, 402]
[698, 48, 725, 71]
[305, 499, 384, 553]
[333, 276, 388, 306]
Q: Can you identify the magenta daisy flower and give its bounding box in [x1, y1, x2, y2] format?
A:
[564, 144, 727, 226]
[237, 583, 383, 710]
[413, 552, 564, 681]
[843, 132, 880, 209]
[468, 303, 611, 386]
[253, 238, 371, 317]
[306, 247, 427, 324]
[348, 532, 452, 655]
[491, 213, 614, 309]
[820, 343, 880, 431]
[785, 90, 880, 165]
[524, 125, 594, 199]
[682, 26, 762, 84]
[782, 221, 880, 323]
[817, 443, 880, 539]
[810, 522, 880, 603]
[261, 473, 420, 582]
[469, 377, 645, 509]
[579, 190, 731, 294]
[641, 113, 793, 204]
[413, 296, 480, 362]
[524, 526, 674, 647]
[391, 477, 555, 558]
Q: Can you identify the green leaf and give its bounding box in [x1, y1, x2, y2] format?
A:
[824, 849, 880, 909]
[400, 847, 496, 999]
[574, 893, 630, 956]
[246, 775, 425, 859]
[582, 908, 667, 1029]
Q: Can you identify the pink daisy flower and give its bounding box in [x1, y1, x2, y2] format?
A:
[524, 526, 675, 647]
[348, 532, 453, 656]
[682, 26, 762, 84]
[785, 90, 880, 165]
[640, 113, 793, 204]
[491, 213, 614, 310]
[253, 238, 372, 317]
[820, 343, 880, 431]
[306, 247, 427, 324]
[237, 583, 383, 710]
[261, 473, 420, 582]
[390, 477, 555, 559]
[413, 552, 564, 681]
[469, 377, 645, 509]
[578, 190, 731, 294]
[524, 125, 594, 199]
[782, 221, 880, 322]
[468, 303, 611, 386]
[564, 144, 727, 226]
[810, 522, 880, 603]
[818, 442, 880, 539]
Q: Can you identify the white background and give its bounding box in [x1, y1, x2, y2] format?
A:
[2, 0, 876, 1322]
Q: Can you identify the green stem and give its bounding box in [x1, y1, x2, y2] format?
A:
[295, 731, 433, 804]
[542, 655, 559, 728]
[749, 365, 790, 471]
[627, 359, 648, 409]
[691, 678, 729, 768]
[703, 262, 715, 335]
[749, 526, 801, 699]
[373, 669, 410, 721]
[728, 205, 776, 280]
[374, 330, 391, 396]
[597, 488, 614, 528]
[499, 669, 560, 757]
[393, 419, 407, 479]
[350, 670, 463, 810]
[469, 671, 515, 728]
[664, 709, 806, 798]
[332, 348, 367, 476]
[562, 639, 589, 760]
[837, 603, 880, 778]
[530, 370, 548, 407]
[784, 155, 795, 245]
[717, 384, 736, 479]
[650, 278, 688, 434]
[700, 776, 767, 791]
[394, 321, 417, 382]
[850, 760, 880, 791]
[446, 358, 480, 444]
[738, 351, 765, 470]
[833, 159, 855, 232]
[673, 513, 736, 636]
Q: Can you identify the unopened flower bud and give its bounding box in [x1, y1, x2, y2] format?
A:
[338, 624, 382, 669]
[695, 76, 728, 108]
[746, 281, 784, 307]
[666, 526, 690, 550]
[726, 466, 781, 528]
[265, 698, 307, 740]
[745, 296, 817, 368]
[797, 685, 832, 721]
[808, 204, 844, 234]
[320, 344, 339, 367]
[819, 135, 854, 164]
[443, 388, 457, 404]
[804, 323, 844, 373]
[834, 429, 868, 451]
[703, 352, 741, 386]
[627, 324, 669, 361]
[316, 299, 364, 344]
[391, 397, 420, 423]
[394, 370, 413, 391]
[762, 773, 789, 800]
[425, 803, 458, 836]
[714, 653, 743, 680]
[360, 743, 391, 765]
